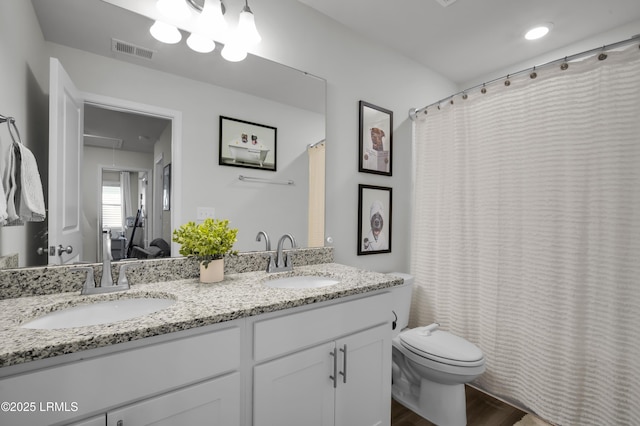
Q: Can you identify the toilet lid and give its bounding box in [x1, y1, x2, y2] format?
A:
[400, 327, 484, 366]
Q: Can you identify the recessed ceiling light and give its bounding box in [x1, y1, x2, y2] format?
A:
[525, 24, 553, 41]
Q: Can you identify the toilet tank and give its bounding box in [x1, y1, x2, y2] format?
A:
[387, 273, 414, 336]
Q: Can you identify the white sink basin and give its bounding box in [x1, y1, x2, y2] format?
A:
[21, 298, 176, 330]
[264, 275, 340, 289]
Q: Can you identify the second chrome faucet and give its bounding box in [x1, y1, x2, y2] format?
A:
[256, 231, 297, 273]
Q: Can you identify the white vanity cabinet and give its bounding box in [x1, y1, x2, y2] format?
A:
[252, 293, 392, 426]
[1, 288, 394, 426]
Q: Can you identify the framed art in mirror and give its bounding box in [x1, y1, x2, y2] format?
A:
[219, 116, 277, 171]
[357, 184, 392, 255]
[359, 101, 393, 176]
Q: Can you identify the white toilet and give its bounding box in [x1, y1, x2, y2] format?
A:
[388, 273, 486, 426]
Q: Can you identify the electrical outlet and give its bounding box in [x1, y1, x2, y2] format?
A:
[197, 207, 216, 221]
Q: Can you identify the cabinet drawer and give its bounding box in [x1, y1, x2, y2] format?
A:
[253, 292, 391, 362]
[0, 324, 241, 426]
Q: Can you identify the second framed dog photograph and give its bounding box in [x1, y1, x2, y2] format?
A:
[358, 184, 392, 255]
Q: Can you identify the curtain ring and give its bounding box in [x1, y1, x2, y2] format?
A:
[598, 52, 608, 60]
[481, 84, 487, 94]
[504, 74, 511, 86]
[462, 93, 468, 100]
[530, 66, 537, 79]
[450, 99, 454, 105]
[560, 61, 569, 71]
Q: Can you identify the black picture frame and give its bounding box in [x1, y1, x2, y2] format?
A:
[357, 184, 392, 255]
[162, 163, 171, 211]
[219, 116, 277, 171]
[359, 101, 393, 176]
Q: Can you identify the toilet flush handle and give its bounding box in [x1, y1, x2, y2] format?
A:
[420, 322, 440, 336]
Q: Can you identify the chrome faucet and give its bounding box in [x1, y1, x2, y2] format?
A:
[267, 234, 297, 273]
[76, 230, 134, 295]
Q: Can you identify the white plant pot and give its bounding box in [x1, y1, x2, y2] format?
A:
[200, 259, 224, 283]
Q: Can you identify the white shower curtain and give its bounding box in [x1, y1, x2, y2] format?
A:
[410, 45, 640, 425]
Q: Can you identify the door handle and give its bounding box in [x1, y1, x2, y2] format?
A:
[56, 245, 73, 256]
[329, 348, 337, 388]
[339, 344, 347, 383]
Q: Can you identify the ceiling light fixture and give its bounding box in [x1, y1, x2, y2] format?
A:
[525, 24, 553, 41]
[150, 20, 182, 44]
[187, 32, 216, 52]
[149, 0, 261, 62]
[236, 0, 261, 46]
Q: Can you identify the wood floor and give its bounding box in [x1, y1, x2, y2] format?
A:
[391, 385, 526, 426]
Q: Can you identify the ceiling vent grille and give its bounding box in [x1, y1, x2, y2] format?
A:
[111, 39, 155, 60]
[434, 0, 458, 7]
[84, 134, 123, 149]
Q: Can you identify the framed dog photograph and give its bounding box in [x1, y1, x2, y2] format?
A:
[359, 101, 393, 176]
[219, 116, 277, 171]
[358, 184, 392, 255]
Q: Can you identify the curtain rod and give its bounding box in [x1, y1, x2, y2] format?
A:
[409, 34, 640, 121]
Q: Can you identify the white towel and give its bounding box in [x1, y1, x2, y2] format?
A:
[1, 144, 19, 224]
[15, 142, 45, 222]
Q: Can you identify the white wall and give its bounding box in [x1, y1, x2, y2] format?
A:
[248, 0, 459, 272]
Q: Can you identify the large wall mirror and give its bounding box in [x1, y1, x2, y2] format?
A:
[0, 0, 326, 268]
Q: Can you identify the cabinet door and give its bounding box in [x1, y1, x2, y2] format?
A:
[106, 372, 240, 426]
[335, 324, 392, 426]
[254, 342, 335, 426]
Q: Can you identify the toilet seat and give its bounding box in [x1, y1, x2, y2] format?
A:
[399, 326, 484, 367]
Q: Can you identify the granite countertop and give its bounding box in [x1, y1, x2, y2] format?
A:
[0, 263, 402, 368]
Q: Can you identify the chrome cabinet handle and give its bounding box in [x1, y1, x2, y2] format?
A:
[329, 348, 337, 388]
[339, 344, 347, 383]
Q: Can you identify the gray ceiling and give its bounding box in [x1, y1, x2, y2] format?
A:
[298, 0, 640, 86]
[83, 105, 170, 154]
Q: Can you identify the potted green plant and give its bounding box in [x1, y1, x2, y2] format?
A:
[172, 218, 238, 283]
